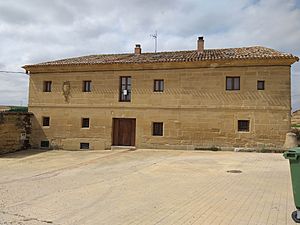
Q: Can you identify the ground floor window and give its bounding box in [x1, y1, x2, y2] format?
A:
[80, 143, 90, 149]
[82, 118, 90, 128]
[41, 140, 49, 148]
[42, 117, 50, 127]
[153, 122, 163, 136]
[238, 120, 250, 132]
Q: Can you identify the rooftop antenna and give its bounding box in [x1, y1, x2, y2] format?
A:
[150, 31, 158, 53]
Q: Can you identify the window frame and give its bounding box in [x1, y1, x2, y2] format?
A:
[152, 122, 164, 136]
[257, 80, 265, 90]
[83, 80, 92, 92]
[81, 118, 90, 128]
[119, 76, 132, 102]
[154, 79, 164, 92]
[43, 81, 52, 92]
[42, 116, 50, 127]
[238, 120, 250, 132]
[80, 142, 90, 149]
[226, 77, 240, 91]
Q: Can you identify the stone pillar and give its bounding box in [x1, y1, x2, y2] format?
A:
[283, 132, 298, 149]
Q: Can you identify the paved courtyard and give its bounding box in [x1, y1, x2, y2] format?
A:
[0, 149, 296, 225]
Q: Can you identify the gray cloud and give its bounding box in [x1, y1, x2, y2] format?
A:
[0, 0, 299, 110]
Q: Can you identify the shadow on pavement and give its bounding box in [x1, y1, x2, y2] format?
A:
[0, 149, 51, 159]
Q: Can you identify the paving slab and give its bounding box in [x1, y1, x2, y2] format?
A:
[0, 149, 296, 225]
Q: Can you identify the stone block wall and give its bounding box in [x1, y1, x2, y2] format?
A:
[292, 110, 300, 126]
[28, 63, 292, 150]
[0, 112, 32, 154]
[29, 107, 289, 150]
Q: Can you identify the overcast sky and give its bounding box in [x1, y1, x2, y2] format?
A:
[0, 0, 299, 110]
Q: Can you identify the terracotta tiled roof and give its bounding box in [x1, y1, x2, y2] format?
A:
[25, 46, 299, 67]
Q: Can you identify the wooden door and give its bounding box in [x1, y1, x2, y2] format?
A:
[112, 118, 136, 146]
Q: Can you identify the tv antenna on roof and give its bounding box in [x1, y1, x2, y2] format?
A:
[150, 31, 158, 53]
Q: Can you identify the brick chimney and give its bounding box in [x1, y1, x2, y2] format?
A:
[197, 36, 204, 53]
[135, 44, 141, 54]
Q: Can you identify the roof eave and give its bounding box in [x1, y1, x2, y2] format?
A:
[22, 57, 299, 74]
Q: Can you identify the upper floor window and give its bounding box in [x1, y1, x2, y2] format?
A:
[43, 81, 52, 92]
[257, 80, 265, 90]
[238, 120, 250, 132]
[82, 118, 90, 128]
[226, 77, 240, 90]
[154, 79, 164, 92]
[83, 80, 92, 92]
[119, 76, 131, 102]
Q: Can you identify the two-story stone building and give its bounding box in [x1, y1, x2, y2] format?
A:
[23, 37, 299, 150]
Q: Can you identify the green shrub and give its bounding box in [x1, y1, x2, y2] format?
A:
[8, 106, 28, 112]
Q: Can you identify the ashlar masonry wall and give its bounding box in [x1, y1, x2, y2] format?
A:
[0, 112, 32, 154]
[27, 61, 292, 150]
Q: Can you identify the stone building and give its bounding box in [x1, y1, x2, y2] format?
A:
[23, 37, 299, 150]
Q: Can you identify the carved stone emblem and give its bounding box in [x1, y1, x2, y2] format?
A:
[62, 81, 71, 102]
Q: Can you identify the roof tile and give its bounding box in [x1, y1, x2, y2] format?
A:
[26, 46, 299, 67]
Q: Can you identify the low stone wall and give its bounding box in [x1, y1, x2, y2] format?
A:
[0, 112, 32, 154]
[292, 110, 300, 127]
[0, 106, 10, 112]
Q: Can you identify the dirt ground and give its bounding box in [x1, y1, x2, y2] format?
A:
[0, 149, 296, 225]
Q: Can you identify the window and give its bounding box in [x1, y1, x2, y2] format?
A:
[152, 122, 163, 136]
[154, 79, 164, 92]
[257, 80, 265, 90]
[226, 77, 240, 90]
[83, 80, 92, 92]
[80, 143, 90, 149]
[43, 81, 52, 92]
[119, 76, 131, 102]
[238, 120, 250, 132]
[41, 140, 49, 148]
[42, 117, 50, 127]
[82, 118, 90, 128]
